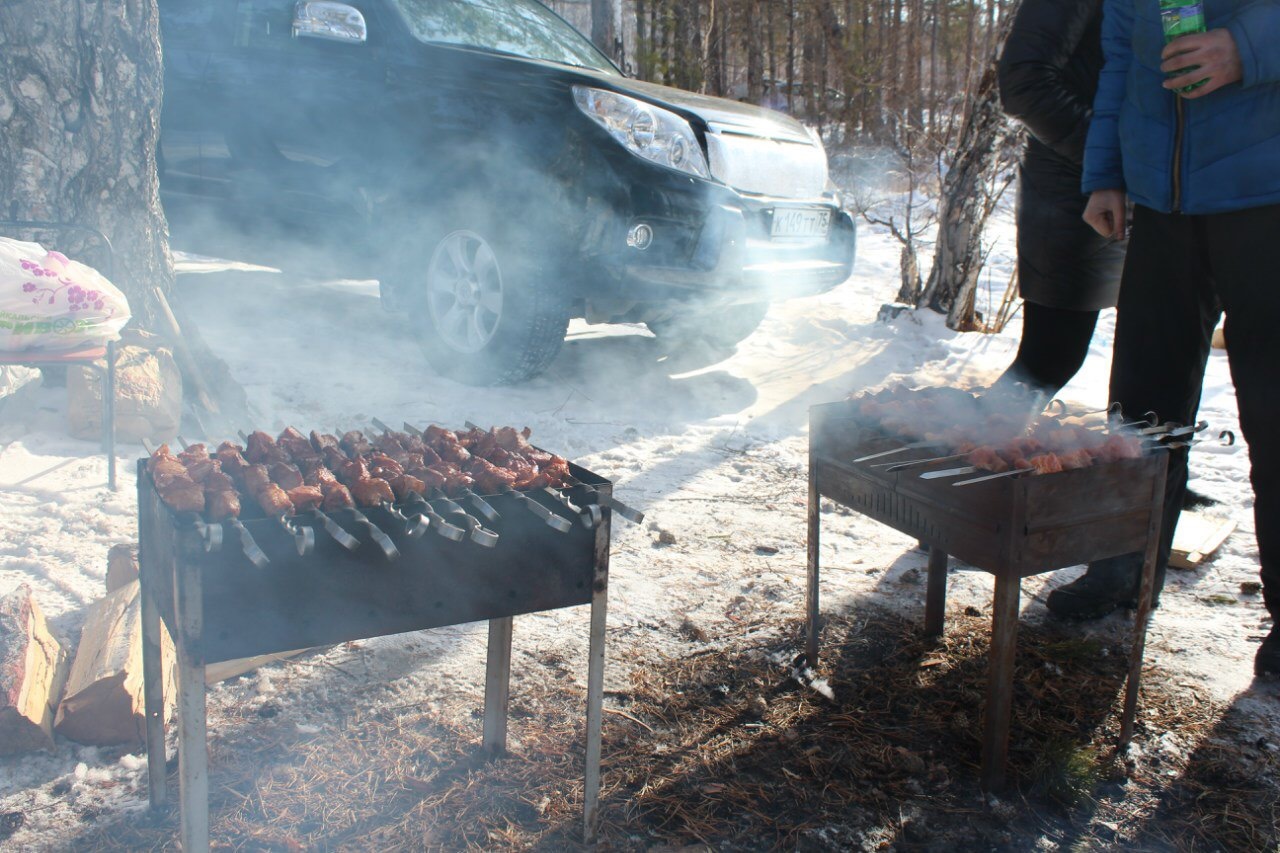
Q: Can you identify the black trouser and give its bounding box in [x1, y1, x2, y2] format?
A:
[1108, 203, 1280, 621]
[996, 302, 1100, 398]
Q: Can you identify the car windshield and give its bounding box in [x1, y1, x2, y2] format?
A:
[390, 0, 618, 73]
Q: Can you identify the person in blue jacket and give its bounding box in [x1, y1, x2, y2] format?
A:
[1060, 0, 1280, 676]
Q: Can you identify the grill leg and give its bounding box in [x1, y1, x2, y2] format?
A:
[805, 462, 821, 665]
[584, 511, 610, 844]
[981, 573, 1020, 791]
[482, 617, 513, 754]
[174, 560, 209, 853]
[140, 584, 167, 810]
[925, 548, 948, 637]
[1121, 462, 1168, 748]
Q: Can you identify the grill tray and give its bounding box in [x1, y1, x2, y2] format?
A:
[811, 399, 1168, 574]
[138, 459, 611, 663]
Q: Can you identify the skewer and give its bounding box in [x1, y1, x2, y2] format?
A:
[875, 452, 968, 472]
[146, 437, 244, 561]
[362, 421, 498, 544]
[402, 493, 467, 543]
[227, 518, 270, 568]
[201, 434, 313, 556]
[310, 508, 360, 551]
[381, 500, 430, 539]
[349, 507, 399, 560]
[851, 440, 935, 463]
[458, 420, 643, 526]
[501, 485, 574, 533]
[401, 422, 502, 523]
[919, 466, 978, 480]
[951, 468, 1035, 486]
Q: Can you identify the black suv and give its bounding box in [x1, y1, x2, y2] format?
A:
[158, 0, 856, 384]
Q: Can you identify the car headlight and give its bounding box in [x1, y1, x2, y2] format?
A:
[573, 86, 709, 179]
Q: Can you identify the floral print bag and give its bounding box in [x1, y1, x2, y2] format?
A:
[0, 237, 131, 352]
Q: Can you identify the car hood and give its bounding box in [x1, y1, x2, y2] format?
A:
[581, 73, 815, 145]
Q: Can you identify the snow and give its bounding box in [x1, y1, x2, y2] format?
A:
[0, 207, 1275, 848]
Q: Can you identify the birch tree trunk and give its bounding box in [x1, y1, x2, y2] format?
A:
[0, 0, 172, 330]
[919, 6, 1019, 330]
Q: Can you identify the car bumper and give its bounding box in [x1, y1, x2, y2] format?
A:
[586, 194, 856, 307]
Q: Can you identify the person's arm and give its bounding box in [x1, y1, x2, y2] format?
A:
[1226, 0, 1280, 87]
[997, 0, 1102, 166]
[1081, 0, 1132, 198]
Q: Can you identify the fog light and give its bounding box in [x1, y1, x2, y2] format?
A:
[627, 223, 654, 250]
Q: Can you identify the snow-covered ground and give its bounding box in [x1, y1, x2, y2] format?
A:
[0, 205, 1275, 849]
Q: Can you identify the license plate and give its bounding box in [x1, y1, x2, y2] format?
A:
[771, 207, 831, 239]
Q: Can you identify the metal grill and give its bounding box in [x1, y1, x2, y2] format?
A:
[138, 452, 619, 851]
[805, 398, 1170, 789]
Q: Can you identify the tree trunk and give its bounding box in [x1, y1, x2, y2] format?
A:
[0, 0, 247, 426]
[0, 0, 172, 331]
[919, 6, 1019, 330]
[592, 0, 617, 62]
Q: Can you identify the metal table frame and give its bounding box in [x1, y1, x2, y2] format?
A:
[805, 412, 1167, 791]
[0, 220, 120, 490]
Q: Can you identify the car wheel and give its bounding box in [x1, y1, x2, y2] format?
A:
[414, 222, 568, 386]
[646, 302, 770, 350]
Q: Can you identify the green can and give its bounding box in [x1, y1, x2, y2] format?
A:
[1159, 0, 1209, 92]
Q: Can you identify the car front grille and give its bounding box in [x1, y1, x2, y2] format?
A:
[704, 130, 829, 199]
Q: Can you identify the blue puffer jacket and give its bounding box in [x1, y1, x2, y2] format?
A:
[1082, 0, 1280, 214]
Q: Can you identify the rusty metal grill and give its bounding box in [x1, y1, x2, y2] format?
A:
[138, 448, 620, 850]
[805, 398, 1169, 789]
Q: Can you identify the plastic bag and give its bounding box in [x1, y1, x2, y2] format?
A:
[0, 237, 132, 352]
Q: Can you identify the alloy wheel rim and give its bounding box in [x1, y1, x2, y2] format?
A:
[426, 230, 504, 354]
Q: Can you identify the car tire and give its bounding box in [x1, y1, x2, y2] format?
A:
[411, 217, 568, 386]
[646, 302, 770, 350]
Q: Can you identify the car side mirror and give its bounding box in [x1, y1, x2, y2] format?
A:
[292, 1, 367, 44]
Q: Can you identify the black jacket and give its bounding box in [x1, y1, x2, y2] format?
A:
[998, 0, 1122, 311]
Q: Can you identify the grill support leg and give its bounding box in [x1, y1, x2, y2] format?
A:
[1120, 461, 1168, 748]
[583, 508, 611, 844]
[806, 457, 821, 665]
[140, 584, 167, 810]
[174, 558, 209, 853]
[483, 617, 513, 754]
[925, 548, 948, 637]
[981, 573, 1020, 791]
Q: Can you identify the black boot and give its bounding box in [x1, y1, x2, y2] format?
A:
[1256, 627, 1280, 678]
[1046, 553, 1152, 621]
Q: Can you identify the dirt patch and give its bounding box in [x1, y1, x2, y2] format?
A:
[74, 609, 1279, 851]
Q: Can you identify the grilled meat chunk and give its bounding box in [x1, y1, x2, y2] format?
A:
[286, 485, 325, 513]
[206, 490, 241, 521]
[351, 477, 395, 507]
[321, 483, 355, 511]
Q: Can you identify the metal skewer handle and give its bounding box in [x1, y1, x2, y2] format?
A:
[228, 518, 270, 568]
[192, 520, 223, 553]
[276, 515, 315, 556]
[404, 493, 467, 543]
[311, 509, 360, 551]
[505, 487, 573, 533]
[382, 501, 430, 539]
[349, 508, 399, 561]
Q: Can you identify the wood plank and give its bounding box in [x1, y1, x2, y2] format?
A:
[1169, 511, 1237, 570]
[55, 581, 175, 746]
[0, 584, 69, 755]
